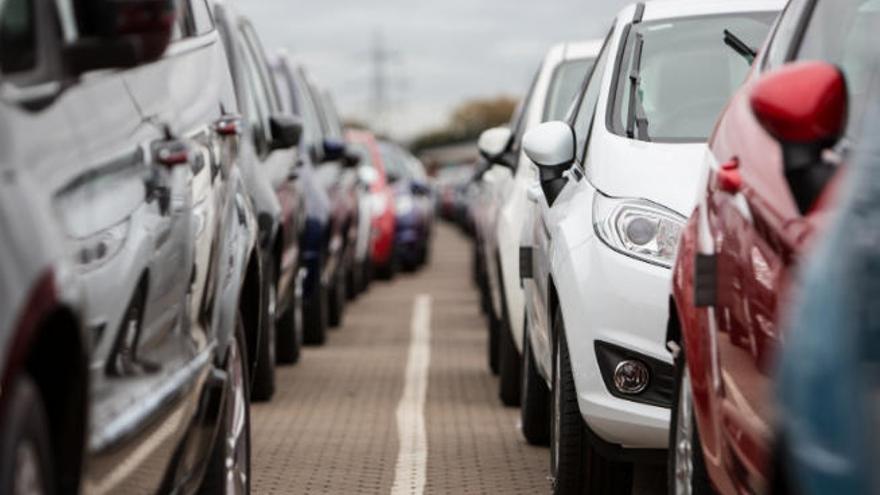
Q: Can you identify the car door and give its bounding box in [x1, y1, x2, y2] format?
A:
[706, 1, 878, 490]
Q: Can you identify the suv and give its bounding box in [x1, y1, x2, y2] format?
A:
[521, 1, 780, 492]
[0, 0, 259, 492]
[668, 0, 879, 493]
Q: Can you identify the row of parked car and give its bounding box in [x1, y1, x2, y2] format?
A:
[0, 0, 433, 493]
[457, 0, 878, 493]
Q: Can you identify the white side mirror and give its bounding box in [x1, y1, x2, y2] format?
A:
[523, 121, 575, 168]
[477, 126, 512, 161]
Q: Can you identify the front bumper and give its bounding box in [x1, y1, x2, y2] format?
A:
[557, 234, 674, 449]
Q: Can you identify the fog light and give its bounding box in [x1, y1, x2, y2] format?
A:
[613, 360, 650, 395]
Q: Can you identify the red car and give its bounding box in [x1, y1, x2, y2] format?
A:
[667, 0, 877, 493]
[346, 131, 398, 278]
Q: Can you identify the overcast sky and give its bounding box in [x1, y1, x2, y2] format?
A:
[236, 0, 632, 140]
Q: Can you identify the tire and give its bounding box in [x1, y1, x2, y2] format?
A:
[668, 346, 712, 495]
[303, 281, 328, 346]
[520, 317, 550, 446]
[551, 308, 632, 494]
[345, 260, 358, 301]
[251, 272, 276, 402]
[199, 316, 251, 495]
[276, 305, 301, 365]
[0, 375, 54, 495]
[487, 311, 500, 375]
[328, 264, 345, 328]
[498, 312, 521, 407]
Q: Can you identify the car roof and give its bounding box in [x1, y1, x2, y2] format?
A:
[616, 0, 784, 24]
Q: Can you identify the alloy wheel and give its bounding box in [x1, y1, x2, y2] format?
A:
[674, 367, 694, 495]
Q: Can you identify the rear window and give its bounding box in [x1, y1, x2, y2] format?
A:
[543, 58, 595, 121]
[610, 12, 777, 142]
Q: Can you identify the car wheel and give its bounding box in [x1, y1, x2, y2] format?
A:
[668, 347, 711, 495]
[551, 308, 632, 494]
[0, 375, 54, 495]
[303, 280, 328, 346]
[328, 265, 345, 328]
[251, 273, 277, 402]
[487, 311, 500, 375]
[200, 316, 251, 495]
[276, 269, 303, 364]
[498, 311, 521, 407]
[520, 317, 550, 446]
[345, 259, 358, 301]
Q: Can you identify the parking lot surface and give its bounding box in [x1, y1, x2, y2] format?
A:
[251, 224, 548, 493]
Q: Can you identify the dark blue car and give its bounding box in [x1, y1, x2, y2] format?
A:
[379, 142, 434, 271]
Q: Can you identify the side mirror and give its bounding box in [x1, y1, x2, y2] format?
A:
[322, 138, 346, 162]
[64, 0, 177, 75]
[750, 61, 847, 214]
[410, 181, 431, 196]
[523, 121, 576, 206]
[343, 150, 361, 168]
[269, 114, 303, 151]
[477, 127, 513, 169]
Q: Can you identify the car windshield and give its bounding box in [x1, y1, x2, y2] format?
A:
[543, 58, 595, 121]
[611, 12, 776, 142]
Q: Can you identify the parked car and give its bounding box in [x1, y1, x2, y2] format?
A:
[520, 1, 781, 492]
[271, 57, 336, 345]
[311, 88, 361, 328]
[379, 141, 434, 271]
[774, 79, 879, 495]
[0, 0, 260, 492]
[213, 0, 305, 400]
[477, 40, 602, 408]
[668, 0, 878, 493]
[347, 131, 398, 279]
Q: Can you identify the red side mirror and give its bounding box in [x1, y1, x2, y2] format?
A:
[750, 61, 848, 145]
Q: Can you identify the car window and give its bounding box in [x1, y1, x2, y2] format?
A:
[610, 12, 776, 142]
[0, 0, 37, 75]
[189, 0, 214, 36]
[762, 0, 809, 69]
[796, 0, 880, 138]
[237, 37, 272, 155]
[292, 73, 325, 146]
[570, 29, 614, 162]
[543, 58, 594, 122]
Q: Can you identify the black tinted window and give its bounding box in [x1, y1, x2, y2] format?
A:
[0, 0, 36, 74]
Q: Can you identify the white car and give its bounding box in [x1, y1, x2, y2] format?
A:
[518, 1, 782, 492]
[476, 41, 602, 404]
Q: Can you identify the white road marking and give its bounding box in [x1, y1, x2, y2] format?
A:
[391, 294, 432, 495]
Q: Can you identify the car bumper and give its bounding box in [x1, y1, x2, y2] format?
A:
[557, 234, 673, 449]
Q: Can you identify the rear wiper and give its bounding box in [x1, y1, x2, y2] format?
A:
[625, 33, 650, 141]
[724, 29, 757, 65]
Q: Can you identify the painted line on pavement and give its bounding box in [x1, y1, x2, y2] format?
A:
[391, 294, 432, 495]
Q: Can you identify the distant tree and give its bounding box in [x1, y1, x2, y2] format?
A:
[410, 95, 518, 153]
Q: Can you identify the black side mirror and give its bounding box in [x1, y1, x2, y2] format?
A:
[64, 0, 176, 75]
[269, 114, 303, 151]
[322, 138, 346, 162]
[343, 150, 361, 168]
[410, 181, 431, 196]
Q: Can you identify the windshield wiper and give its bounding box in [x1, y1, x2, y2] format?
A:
[626, 33, 650, 141]
[723, 29, 757, 65]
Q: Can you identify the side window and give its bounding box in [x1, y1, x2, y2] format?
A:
[762, 0, 809, 69]
[238, 38, 272, 155]
[189, 0, 214, 36]
[294, 75, 324, 146]
[510, 69, 540, 152]
[570, 29, 614, 162]
[0, 0, 37, 75]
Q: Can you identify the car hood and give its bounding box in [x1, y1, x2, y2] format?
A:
[585, 133, 708, 217]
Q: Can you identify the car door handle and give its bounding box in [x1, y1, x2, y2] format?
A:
[716, 158, 741, 194]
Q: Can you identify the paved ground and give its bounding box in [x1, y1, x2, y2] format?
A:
[251, 223, 663, 494]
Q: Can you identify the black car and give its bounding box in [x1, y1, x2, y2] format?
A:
[0, 0, 260, 492]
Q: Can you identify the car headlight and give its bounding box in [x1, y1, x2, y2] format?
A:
[396, 194, 415, 215]
[370, 193, 388, 217]
[592, 193, 685, 268]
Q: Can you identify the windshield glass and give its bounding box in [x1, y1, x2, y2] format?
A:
[543, 58, 595, 121]
[611, 12, 776, 142]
